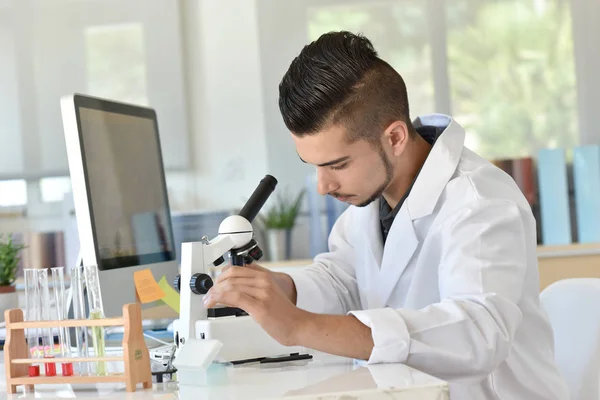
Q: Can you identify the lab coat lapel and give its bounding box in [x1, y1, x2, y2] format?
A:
[407, 115, 465, 219]
[365, 200, 384, 266]
[356, 201, 384, 308]
[375, 205, 418, 308]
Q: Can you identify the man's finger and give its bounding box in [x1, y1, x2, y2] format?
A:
[204, 288, 261, 310]
[214, 276, 270, 290]
[215, 265, 265, 283]
[221, 265, 232, 274]
[212, 282, 265, 301]
[245, 263, 268, 272]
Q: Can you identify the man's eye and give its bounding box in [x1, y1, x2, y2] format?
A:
[330, 163, 348, 171]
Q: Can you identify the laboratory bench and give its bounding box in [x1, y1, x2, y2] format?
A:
[0, 350, 449, 399]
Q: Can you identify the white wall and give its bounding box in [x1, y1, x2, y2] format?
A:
[0, 8, 23, 176]
[148, 0, 315, 258]
[256, 1, 315, 197]
[174, 0, 269, 212]
[156, 0, 317, 261]
[570, 0, 600, 146]
[176, 0, 317, 207]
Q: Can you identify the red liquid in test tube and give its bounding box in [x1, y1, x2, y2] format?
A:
[44, 355, 57, 376]
[24, 269, 41, 377]
[38, 269, 57, 376]
[61, 362, 74, 376]
[28, 365, 40, 377]
[51, 267, 74, 377]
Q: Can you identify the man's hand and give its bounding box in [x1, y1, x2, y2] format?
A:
[205, 263, 374, 360]
[204, 263, 304, 346]
[245, 263, 298, 304]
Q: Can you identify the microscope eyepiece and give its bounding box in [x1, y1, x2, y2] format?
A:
[238, 175, 277, 223]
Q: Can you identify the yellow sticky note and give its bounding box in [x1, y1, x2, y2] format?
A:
[158, 275, 180, 314]
[133, 269, 166, 303]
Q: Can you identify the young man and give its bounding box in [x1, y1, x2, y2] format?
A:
[204, 31, 569, 399]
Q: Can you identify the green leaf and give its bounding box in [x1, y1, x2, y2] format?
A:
[446, 0, 577, 159]
[258, 188, 306, 230]
[0, 233, 27, 286]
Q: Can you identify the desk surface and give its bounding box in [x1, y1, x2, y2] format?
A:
[1, 351, 448, 399]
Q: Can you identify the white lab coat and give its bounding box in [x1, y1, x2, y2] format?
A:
[288, 114, 570, 400]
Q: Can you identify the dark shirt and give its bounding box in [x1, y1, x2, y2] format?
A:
[379, 125, 441, 244]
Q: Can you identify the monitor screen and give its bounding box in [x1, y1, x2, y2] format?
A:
[77, 104, 175, 271]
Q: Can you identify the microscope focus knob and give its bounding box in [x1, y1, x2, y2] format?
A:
[173, 274, 181, 293]
[190, 273, 213, 295]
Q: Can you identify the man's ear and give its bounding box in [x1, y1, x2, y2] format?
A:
[382, 121, 410, 156]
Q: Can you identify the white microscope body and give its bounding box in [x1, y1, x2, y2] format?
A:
[174, 176, 302, 364]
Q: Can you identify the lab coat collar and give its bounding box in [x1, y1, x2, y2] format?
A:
[406, 114, 465, 220]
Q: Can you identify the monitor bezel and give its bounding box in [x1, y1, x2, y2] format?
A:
[61, 93, 176, 271]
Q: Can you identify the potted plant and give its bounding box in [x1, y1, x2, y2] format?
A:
[0, 233, 26, 321]
[259, 189, 305, 262]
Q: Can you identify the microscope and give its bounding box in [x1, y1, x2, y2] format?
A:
[172, 175, 303, 364]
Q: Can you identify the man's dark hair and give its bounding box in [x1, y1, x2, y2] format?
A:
[278, 31, 414, 145]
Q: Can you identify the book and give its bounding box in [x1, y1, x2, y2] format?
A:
[537, 149, 572, 245]
[573, 145, 600, 243]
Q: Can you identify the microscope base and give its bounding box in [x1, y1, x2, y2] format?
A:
[197, 316, 303, 363]
[174, 316, 303, 363]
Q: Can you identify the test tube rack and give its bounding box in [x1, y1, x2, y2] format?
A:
[3, 303, 152, 394]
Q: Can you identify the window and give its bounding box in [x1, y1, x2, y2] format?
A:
[85, 23, 148, 106]
[305, 0, 578, 160]
[0, 179, 27, 207]
[447, 0, 577, 159]
[0, 7, 23, 177]
[0, 0, 189, 187]
[40, 176, 72, 203]
[307, 1, 435, 119]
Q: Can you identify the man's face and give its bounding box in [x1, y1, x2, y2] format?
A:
[293, 124, 394, 207]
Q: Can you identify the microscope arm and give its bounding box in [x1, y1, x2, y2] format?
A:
[178, 234, 236, 345]
[204, 234, 236, 267]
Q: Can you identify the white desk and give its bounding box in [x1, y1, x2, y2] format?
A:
[1, 351, 449, 399]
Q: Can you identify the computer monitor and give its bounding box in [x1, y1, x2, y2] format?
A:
[60, 94, 178, 318]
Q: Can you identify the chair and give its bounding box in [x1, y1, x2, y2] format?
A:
[540, 278, 600, 400]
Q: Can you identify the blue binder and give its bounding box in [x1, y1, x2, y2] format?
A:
[537, 149, 572, 245]
[306, 174, 327, 257]
[573, 145, 600, 243]
[305, 173, 350, 257]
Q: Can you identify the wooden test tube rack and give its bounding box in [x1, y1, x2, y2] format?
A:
[3, 303, 152, 394]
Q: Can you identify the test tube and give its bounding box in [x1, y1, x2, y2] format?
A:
[51, 267, 73, 376]
[24, 269, 40, 377]
[38, 269, 56, 376]
[70, 265, 90, 375]
[84, 264, 107, 376]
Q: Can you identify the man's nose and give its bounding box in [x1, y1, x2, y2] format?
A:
[317, 170, 336, 196]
